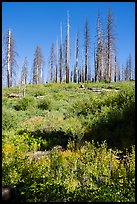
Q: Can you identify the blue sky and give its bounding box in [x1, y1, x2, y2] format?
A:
[2, 2, 135, 83]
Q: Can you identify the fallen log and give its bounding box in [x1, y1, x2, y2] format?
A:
[25, 151, 50, 162]
[87, 87, 119, 92]
[8, 93, 23, 98]
[36, 96, 45, 99]
[88, 87, 102, 92]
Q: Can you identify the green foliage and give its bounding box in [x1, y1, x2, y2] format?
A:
[37, 98, 52, 110]
[2, 81, 135, 201]
[2, 108, 19, 130]
[14, 97, 36, 111]
[2, 139, 135, 202]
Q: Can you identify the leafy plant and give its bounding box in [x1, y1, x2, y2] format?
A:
[2, 81, 135, 202]
[14, 97, 36, 111]
[37, 98, 52, 110]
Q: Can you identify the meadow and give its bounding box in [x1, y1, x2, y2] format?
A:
[2, 81, 135, 202]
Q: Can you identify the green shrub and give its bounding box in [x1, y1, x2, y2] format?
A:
[2, 108, 19, 130]
[37, 98, 52, 110]
[33, 90, 45, 97]
[14, 97, 36, 111]
[2, 141, 135, 202]
[2, 81, 135, 202]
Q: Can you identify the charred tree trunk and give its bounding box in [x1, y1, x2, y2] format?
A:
[55, 38, 58, 83]
[84, 18, 90, 81]
[106, 8, 116, 82]
[114, 56, 117, 82]
[66, 11, 70, 83]
[74, 32, 79, 83]
[60, 22, 63, 83]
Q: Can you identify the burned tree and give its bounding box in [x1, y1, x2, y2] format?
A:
[94, 45, 97, 82]
[55, 38, 58, 83]
[3, 29, 18, 87]
[117, 63, 121, 81]
[105, 8, 116, 82]
[21, 57, 28, 85]
[124, 60, 129, 81]
[65, 11, 70, 83]
[84, 18, 91, 81]
[128, 53, 133, 80]
[59, 22, 63, 83]
[49, 42, 55, 82]
[33, 45, 43, 84]
[81, 49, 85, 83]
[96, 10, 105, 81]
[74, 32, 79, 83]
[114, 55, 117, 82]
[124, 54, 133, 81]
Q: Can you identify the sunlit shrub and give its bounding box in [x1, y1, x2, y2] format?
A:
[2, 81, 135, 202]
[14, 97, 36, 111]
[2, 108, 18, 130]
[37, 98, 52, 110]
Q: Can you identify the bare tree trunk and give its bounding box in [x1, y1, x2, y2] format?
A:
[106, 8, 116, 82]
[78, 66, 81, 83]
[122, 64, 124, 81]
[117, 63, 121, 81]
[55, 38, 58, 83]
[7, 30, 12, 87]
[128, 53, 132, 80]
[114, 56, 116, 82]
[74, 32, 79, 83]
[36, 64, 38, 84]
[2, 29, 18, 87]
[96, 10, 106, 82]
[33, 45, 43, 84]
[94, 46, 97, 82]
[66, 11, 70, 83]
[60, 22, 63, 83]
[125, 60, 129, 81]
[21, 57, 28, 85]
[82, 49, 85, 83]
[70, 70, 73, 82]
[51, 43, 55, 82]
[84, 18, 90, 82]
[40, 64, 43, 84]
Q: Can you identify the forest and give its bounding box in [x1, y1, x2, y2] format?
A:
[2, 8, 135, 202]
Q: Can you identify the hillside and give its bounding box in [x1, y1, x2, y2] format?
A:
[2, 81, 135, 202]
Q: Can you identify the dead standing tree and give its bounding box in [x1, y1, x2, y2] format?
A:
[117, 62, 121, 81]
[65, 10, 70, 83]
[21, 57, 28, 85]
[124, 54, 133, 81]
[105, 8, 116, 82]
[84, 18, 91, 82]
[94, 45, 97, 82]
[81, 49, 85, 83]
[55, 38, 58, 83]
[59, 22, 63, 83]
[114, 55, 117, 82]
[49, 42, 55, 82]
[74, 32, 79, 83]
[3, 29, 18, 87]
[32, 45, 43, 84]
[96, 10, 105, 82]
[128, 53, 133, 80]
